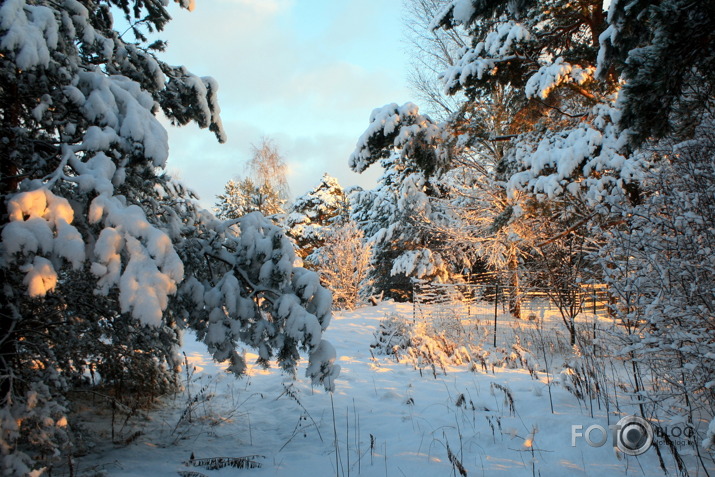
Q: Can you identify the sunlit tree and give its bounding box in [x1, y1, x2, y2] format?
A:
[0, 2, 336, 473]
[285, 173, 350, 266]
[215, 137, 289, 223]
[215, 177, 284, 221]
[247, 136, 290, 202]
[312, 221, 372, 310]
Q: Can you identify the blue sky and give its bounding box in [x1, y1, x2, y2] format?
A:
[157, 0, 413, 208]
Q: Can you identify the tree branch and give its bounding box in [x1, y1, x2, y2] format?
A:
[534, 213, 594, 248]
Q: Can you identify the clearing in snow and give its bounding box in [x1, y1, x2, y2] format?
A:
[77, 301, 689, 476]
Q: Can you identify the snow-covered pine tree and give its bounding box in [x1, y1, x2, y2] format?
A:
[214, 177, 284, 221]
[353, 1, 624, 257]
[174, 210, 337, 384]
[285, 173, 350, 267]
[598, 0, 715, 146]
[433, 2, 715, 467]
[381, 0, 626, 317]
[0, 2, 337, 473]
[349, 112, 467, 299]
[588, 3, 715, 470]
[431, 0, 641, 204]
[214, 138, 289, 224]
[399, 1, 533, 316]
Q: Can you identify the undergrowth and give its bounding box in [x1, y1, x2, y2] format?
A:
[371, 312, 539, 377]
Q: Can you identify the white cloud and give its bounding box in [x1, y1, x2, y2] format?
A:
[166, 123, 383, 210]
[285, 61, 401, 111]
[159, 0, 410, 208]
[280, 133, 384, 198]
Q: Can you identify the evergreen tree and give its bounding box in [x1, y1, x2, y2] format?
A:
[350, 123, 462, 300]
[432, 0, 638, 204]
[285, 173, 350, 266]
[0, 2, 337, 473]
[215, 177, 284, 221]
[355, 4, 715, 465]
[350, 1, 627, 313]
[598, 0, 715, 146]
[426, 3, 715, 463]
[215, 137, 289, 223]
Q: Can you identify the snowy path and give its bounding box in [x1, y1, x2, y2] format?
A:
[78, 302, 668, 476]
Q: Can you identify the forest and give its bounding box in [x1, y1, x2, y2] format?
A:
[0, 0, 714, 475]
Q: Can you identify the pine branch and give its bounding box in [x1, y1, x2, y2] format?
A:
[534, 213, 595, 248]
[534, 98, 589, 119]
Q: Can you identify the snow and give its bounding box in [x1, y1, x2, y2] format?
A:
[441, 21, 532, 93]
[2, 189, 86, 295]
[391, 249, 446, 279]
[184, 75, 227, 143]
[72, 151, 118, 195]
[76, 301, 673, 476]
[87, 194, 185, 326]
[89, 195, 184, 283]
[704, 419, 715, 450]
[54, 219, 85, 267]
[306, 285, 333, 328]
[76, 71, 169, 167]
[118, 235, 179, 327]
[596, 24, 617, 78]
[31, 94, 52, 122]
[0, 0, 58, 70]
[21, 256, 57, 297]
[525, 57, 595, 100]
[430, 0, 476, 29]
[505, 102, 637, 203]
[188, 76, 213, 122]
[349, 102, 440, 173]
[292, 268, 320, 301]
[91, 227, 123, 292]
[306, 339, 339, 391]
[277, 295, 322, 347]
[2, 219, 48, 257]
[206, 308, 229, 345]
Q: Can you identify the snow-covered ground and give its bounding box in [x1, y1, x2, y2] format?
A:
[76, 302, 672, 476]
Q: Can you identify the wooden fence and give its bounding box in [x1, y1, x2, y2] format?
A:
[411, 280, 613, 348]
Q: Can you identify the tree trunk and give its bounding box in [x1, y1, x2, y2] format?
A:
[0, 270, 16, 404]
[508, 249, 521, 319]
[0, 80, 21, 403]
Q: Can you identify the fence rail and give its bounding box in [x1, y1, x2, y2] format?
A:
[411, 280, 613, 348]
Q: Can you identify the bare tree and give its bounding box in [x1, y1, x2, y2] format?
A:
[403, 0, 468, 120]
[247, 136, 290, 201]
